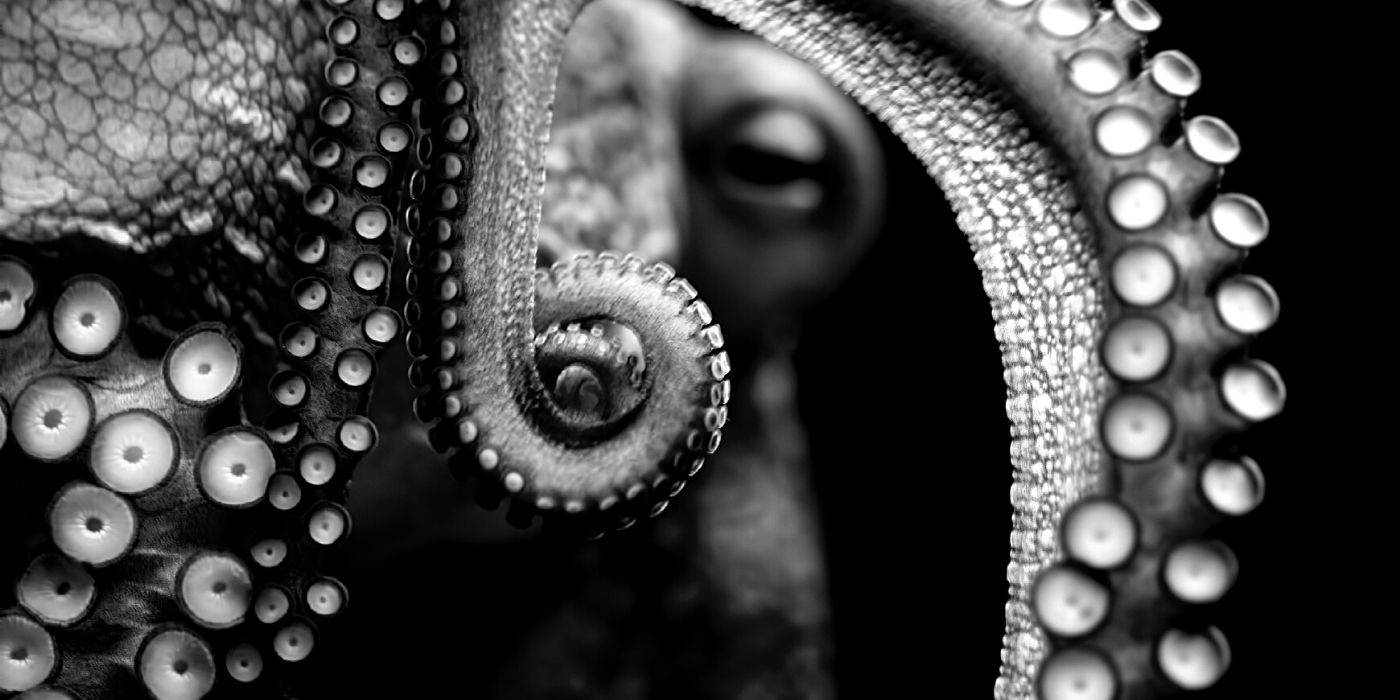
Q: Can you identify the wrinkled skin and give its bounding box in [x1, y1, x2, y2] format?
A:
[0, 1, 1286, 699]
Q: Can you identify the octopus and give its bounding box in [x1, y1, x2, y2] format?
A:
[0, 1, 1284, 699]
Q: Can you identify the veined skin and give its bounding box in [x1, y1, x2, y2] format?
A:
[0, 1, 1281, 699]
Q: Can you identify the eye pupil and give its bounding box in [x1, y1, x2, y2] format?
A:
[724, 142, 819, 186]
[702, 107, 835, 216]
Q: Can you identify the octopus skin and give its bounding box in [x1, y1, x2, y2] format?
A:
[0, 1, 1284, 699]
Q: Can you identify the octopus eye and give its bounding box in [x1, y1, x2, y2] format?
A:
[710, 107, 833, 216]
[17, 554, 96, 626]
[225, 643, 263, 683]
[0, 614, 55, 692]
[165, 326, 241, 405]
[14, 376, 93, 461]
[49, 483, 136, 566]
[0, 257, 37, 333]
[90, 411, 177, 494]
[137, 628, 215, 700]
[1037, 647, 1118, 700]
[196, 430, 275, 507]
[177, 553, 253, 628]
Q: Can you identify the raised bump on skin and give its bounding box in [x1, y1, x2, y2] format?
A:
[13, 687, 75, 700]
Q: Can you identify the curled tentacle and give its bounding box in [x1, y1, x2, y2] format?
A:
[396, 0, 729, 529]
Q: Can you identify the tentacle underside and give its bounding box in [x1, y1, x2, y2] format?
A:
[1, 0, 412, 696]
[664, 0, 1278, 697]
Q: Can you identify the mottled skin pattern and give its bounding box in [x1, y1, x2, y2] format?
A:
[0, 0, 1284, 699]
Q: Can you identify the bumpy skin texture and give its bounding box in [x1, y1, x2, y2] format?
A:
[0, 1, 1281, 699]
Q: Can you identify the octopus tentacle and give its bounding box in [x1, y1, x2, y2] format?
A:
[1, 1, 427, 696]
[653, 0, 1280, 696]
[455, 0, 1280, 695]
[394, 0, 729, 530]
[0, 264, 246, 697]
